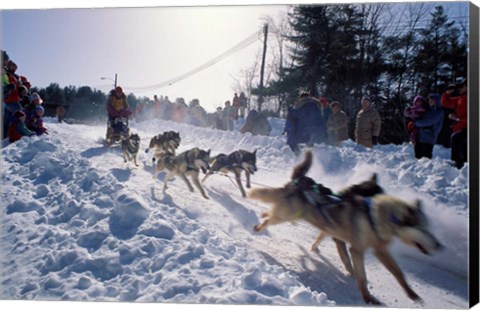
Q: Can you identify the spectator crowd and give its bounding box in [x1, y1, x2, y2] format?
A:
[2, 50, 48, 143]
[2, 48, 468, 169]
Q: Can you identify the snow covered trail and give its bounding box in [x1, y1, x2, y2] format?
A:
[1, 117, 469, 308]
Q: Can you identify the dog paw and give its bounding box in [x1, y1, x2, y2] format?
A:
[408, 291, 423, 304]
[364, 295, 382, 305]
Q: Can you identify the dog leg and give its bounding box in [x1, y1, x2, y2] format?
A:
[163, 173, 172, 191]
[373, 247, 422, 302]
[134, 155, 139, 167]
[245, 170, 251, 188]
[234, 170, 247, 198]
[192, 174, 209, 199]
[180, 173, 195, 192]
[254, 214, 290, 232]
[350, 247, 381, 305]
[334, 238, 354, 275]
[310, 232, 327, 252]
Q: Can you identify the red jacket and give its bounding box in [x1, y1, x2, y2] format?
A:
[8, 120, 35, 143]
[441, 93, 467, 133]
[4, 71, 20, 103]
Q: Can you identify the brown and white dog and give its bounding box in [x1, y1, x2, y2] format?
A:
[153, 147, 211, 199]
[249, 150, 443, 305]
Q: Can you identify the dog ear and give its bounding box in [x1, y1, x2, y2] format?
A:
[207, 149, 211, 157]
[253, 149, 257, 156]
[370, 173, 378, 183]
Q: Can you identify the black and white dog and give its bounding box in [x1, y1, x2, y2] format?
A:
[202, 150, 257, 198]
[121, 133, 141, 166]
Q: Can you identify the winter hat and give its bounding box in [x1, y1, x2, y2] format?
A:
[30, 92, 43, 104]
[35, 105, 45, 115]
[413, 95, 425, 105]
[2, 50, 9, 62]
[329, 101, 341, 109]
[361, 96, 371, 102]
[13, 110, 26, 118]
[18, 85, 28, 95]
[319, 97, 328, 107]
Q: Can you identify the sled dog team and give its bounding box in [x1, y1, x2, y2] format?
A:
[121, 130, 443, 305]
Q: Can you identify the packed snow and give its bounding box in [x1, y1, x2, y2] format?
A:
[0, 116, 471, 309]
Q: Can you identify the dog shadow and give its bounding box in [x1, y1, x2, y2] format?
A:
[150, 186, 199, 220]
[298, 245, 364, 305]
[80, 146, 110, 158]
[208, 188, 264, 234]
[110, 168, 132, 182]
[257, 244, 362, 305]
[151, 186, 172, 204]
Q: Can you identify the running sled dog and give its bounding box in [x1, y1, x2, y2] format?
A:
[153, 147, 211, 199]
[202, 150, 257, 198]
[145, 131, 181, 164]
[121, 133, 141, 167]
[249, 150, 442, 304]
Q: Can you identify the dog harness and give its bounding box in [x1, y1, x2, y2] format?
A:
[363, 197, 381, 240]
[292, 179, 383, 240]
[291, 179, 341, 224]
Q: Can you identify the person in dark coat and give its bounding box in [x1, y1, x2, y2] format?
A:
[284, 92, 324, 155]
[413, 94, 444, 159]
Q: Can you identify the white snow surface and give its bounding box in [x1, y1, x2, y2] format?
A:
[0, 116, 471, 309]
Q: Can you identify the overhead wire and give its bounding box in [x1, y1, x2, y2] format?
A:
[123, 29, 262, 93]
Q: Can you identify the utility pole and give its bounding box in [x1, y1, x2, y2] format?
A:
[258, 23, 268, 112]
[114, 73, 118, 88]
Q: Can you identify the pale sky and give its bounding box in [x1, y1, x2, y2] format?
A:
[1, 1, 292, 112]
[1, 0, 475, 112]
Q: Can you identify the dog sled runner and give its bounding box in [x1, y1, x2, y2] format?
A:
[105, 116, 130, 146]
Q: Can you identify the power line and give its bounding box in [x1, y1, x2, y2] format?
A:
[124, 29, 262, 93]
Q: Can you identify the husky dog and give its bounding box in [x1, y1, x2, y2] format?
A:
[249, 150, 442, 305]
[202, 150, 257, 198]
[153, 147, 211, 199]
[121, 133, 141, 166]
[145, 131, 181, 164]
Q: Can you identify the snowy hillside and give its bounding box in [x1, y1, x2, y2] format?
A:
[0, 116, 470, 309]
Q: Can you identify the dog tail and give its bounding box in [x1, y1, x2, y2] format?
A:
[291, 149, 313, 180]
[249, 187, 284, 203]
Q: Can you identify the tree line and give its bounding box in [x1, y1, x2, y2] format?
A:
[31, 83, 148, 122]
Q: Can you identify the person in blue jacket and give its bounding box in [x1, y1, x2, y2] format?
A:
[413, 93, 444, 159]
[284, 92, 324, 155]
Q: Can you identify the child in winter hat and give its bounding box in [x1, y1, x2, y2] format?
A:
[27, 105, 48, 136]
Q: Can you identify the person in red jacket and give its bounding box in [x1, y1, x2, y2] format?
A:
[3, 60, 22, 139]
[8, 110, 35, 143]
[441, 79, 467, 168]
